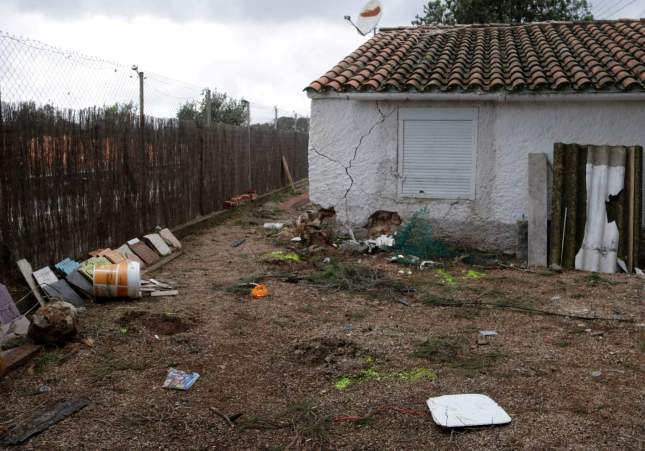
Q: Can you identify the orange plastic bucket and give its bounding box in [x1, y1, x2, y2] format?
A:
[93, 261, 141, 298]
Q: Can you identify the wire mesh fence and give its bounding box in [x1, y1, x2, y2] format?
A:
[0, 29, 307, 125]
[0, 29, 309, 280]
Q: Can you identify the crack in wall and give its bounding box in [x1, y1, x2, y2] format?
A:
[311, 102, 396, 233]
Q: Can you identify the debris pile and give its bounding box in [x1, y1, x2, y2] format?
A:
[1, 226, 184, 379]
[224, 190, 257, 209]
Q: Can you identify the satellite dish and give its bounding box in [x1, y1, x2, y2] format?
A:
[345, 0, 383, 36]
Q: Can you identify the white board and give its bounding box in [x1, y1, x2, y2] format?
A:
[426, 394, 511, 428]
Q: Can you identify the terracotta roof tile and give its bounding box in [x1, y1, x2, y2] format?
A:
[307, 20, 645, 94]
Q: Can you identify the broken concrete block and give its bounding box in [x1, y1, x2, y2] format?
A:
[158, 228, 182, 249]
[0, 316, 30, 348]
[144, 234, 172, 256]
[28, 301, 79, 345]
[116, 244, 145, 266]
[128, 239, 161, 265]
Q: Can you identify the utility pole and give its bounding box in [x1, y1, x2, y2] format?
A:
[132, 65, 144, 129]
[205, 88, 212, 127]
[293, 112, 298, 132]
[274, 106, 278, 130]
[242, 99, 252, 190]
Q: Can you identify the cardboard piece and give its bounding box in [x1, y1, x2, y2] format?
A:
[144, 234, 172, 256]
[16, 260, 46, 307]
[65, 269, 94, 297]
[41, 280, 85, 307]
[116, 245, 145, 265]
[426, 394, 512, 428]
[54, 258, 80, 276]
[159, 228, 182, 249]
[0, 284, 20, 324]
[32, 267, 59, 287]
[129, 240, 161, 265]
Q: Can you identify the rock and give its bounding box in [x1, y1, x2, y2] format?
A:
[28, 302, 79, 345]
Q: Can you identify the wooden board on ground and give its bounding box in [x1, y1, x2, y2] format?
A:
[16, 260, 46, 307]
[0, 284, 20, 324]
[129, 239, 161, 265]
[159, 228, 182, 249]
[66, 270, 93, 297]
[41, 280, 85, 307]
[282, 155, 296, 191]
[116, 244, 145, 266]
[0, 399, 89, 445]
[144, 233, 172, 256]
[150, 290, 178, 297]
[0, 343, 41, 378]
[32, 267, 59, 287]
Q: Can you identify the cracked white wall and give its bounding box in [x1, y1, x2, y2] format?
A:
[308, 97, 645, 253]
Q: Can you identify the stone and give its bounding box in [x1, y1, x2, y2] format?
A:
[28, 302, 79, 345]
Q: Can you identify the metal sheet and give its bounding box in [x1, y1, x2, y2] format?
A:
[575, 146, 626, 273]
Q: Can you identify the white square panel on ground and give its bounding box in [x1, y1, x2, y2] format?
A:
[426, 394, 511, 428]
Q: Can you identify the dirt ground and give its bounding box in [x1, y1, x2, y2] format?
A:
[1, 190, 644, 450]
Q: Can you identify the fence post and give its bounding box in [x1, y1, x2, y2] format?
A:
[274, 106, 278, 130]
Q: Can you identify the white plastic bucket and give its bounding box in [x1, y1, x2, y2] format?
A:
[92, 261, 141, 298]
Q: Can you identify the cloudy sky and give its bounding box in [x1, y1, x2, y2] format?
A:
[0, 0, 643, 120]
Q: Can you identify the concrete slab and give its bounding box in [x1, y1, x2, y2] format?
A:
[528, 153, 548, 267]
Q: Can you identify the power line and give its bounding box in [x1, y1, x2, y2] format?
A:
[605, 0, 639, 17]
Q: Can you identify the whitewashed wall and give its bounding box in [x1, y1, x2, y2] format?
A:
[308, 97, 645, 252]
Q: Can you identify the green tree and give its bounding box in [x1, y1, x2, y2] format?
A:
[177, 89, 248, 126]
[413, 0, 593, 25]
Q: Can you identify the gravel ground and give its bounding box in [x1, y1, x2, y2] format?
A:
[1, 193, 643, 450]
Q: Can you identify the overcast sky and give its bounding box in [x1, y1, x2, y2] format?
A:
[0, 0, 643, 119]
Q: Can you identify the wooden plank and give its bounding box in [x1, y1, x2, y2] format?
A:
[0, 343, 41, 378]
[65, 269, 94, 297]
[0, 399, 89, 445]
[282, 155, 296, 191]
[41, 280, 85, 307]
[150, 290, 179, 297]
[0, 284, 20, 324]
[16, 260, 46, 307]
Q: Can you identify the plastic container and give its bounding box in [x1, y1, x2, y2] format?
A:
[92, 261, 141, 298]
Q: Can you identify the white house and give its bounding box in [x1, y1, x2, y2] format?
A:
[306, 20, 645, 253]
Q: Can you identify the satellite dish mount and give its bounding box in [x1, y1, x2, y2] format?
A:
[345, 0, 383, 36]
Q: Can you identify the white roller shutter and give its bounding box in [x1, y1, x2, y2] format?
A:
[398, 108, 477, 199]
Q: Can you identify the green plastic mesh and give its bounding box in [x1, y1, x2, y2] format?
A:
[393, 209, 456, 259]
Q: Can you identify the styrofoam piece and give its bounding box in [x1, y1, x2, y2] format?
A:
[144, 234, 172, 256]
[426, 394, 511, 428]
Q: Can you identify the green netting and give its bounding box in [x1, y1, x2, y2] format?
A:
[393, 209, 456, 259]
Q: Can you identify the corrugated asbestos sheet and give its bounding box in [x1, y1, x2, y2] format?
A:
[550, 144, 642, 273]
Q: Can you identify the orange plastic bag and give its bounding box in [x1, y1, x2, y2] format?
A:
[251, 284, 269, 299]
